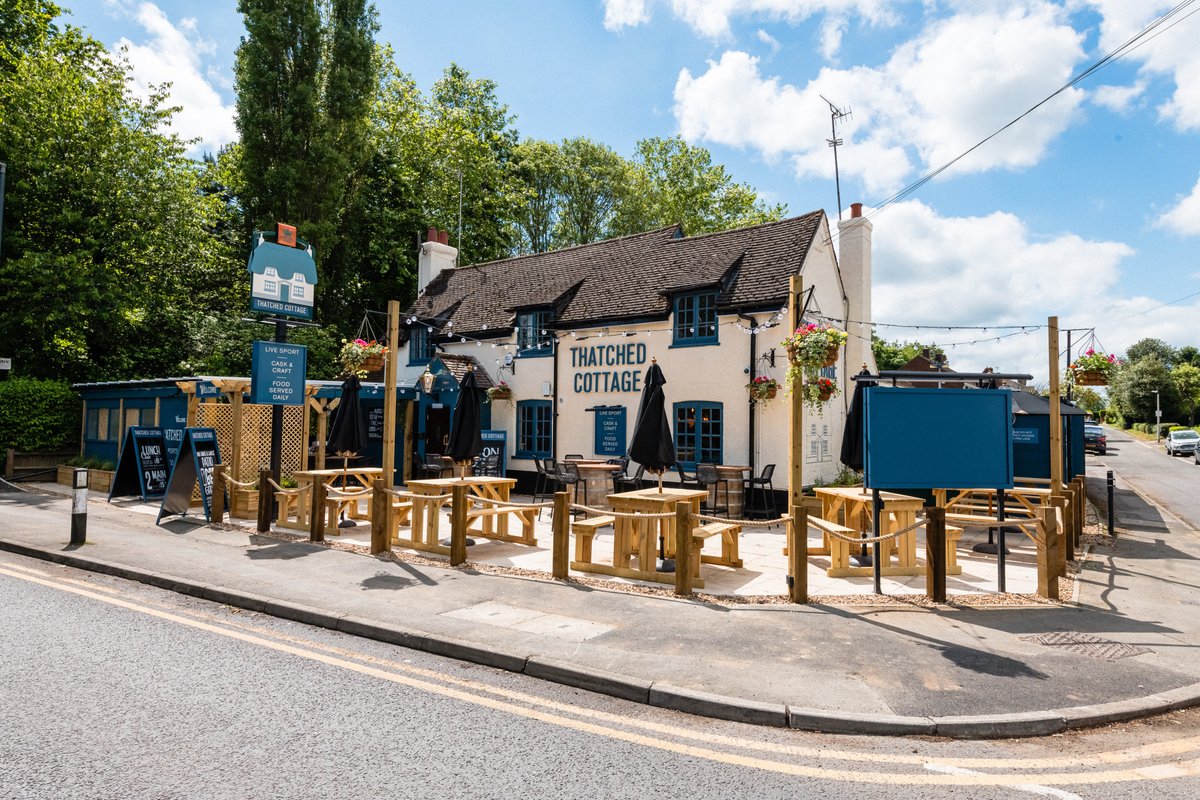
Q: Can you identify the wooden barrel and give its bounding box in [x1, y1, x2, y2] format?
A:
[716, 466, 750, 517]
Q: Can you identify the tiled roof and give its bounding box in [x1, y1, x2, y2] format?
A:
[405, 212, 825, 336]
[429, 354, 496, 389]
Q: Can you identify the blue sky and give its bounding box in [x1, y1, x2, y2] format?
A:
[63, 1, 1200, 381]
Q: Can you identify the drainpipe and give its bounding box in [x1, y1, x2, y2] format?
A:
[551, 334, 559, 463]
[739, 312, 758, 476]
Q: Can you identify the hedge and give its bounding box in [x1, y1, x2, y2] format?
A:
[0, 378, 80, 454]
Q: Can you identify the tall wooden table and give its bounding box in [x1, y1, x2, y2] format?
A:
[813, 486, 925, 577]
[714, 465, 751, 517]
[292, 467, 384, 529]
[405, 476, 522, 547]
[565, 459, 624, 509]
[593, 487, 709, 586]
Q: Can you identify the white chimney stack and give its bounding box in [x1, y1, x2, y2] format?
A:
[418, 227, 457, 294]
[838, 202, 874, 373]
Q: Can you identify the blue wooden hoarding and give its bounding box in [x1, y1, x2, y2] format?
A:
[863, 386, 1013, 490]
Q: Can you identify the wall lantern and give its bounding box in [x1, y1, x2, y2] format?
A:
[420, 367, 436, 394]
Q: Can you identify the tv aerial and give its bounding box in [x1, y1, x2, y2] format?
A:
[820, 95, 852, 220]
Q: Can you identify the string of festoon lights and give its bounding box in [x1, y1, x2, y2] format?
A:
[396, 309, 1048, 367]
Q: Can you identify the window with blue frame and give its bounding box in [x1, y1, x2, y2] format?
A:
[673, 402, 723, 468]
[408, 326, 434, 365]
[516, 310, 553, 357]
[672, 291, 718, 346]
[515, 400, 553, 458]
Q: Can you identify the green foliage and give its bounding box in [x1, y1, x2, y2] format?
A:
[65, 455, 115, 471]
[0, 377, 79, 451]
[812, 465, 863, 489]
[1172, 363, 1200, 426]
[1072, 386, 1106, 418]
[871, 337, 944, 371]
[1124, 338, 1176, 367]
[1108, 356, 1179, 423]
[182, 313, 341, 380]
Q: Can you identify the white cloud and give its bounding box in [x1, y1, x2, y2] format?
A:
[1090, 81, 1147, 113]
[1159, 174, 1200, 236]
[114, 2, 236, 155]
[603, 0, 650, 30]
[756, 28, 781, 52]
[673, 4, 1086, 195]
[865, 200, 1155, 381]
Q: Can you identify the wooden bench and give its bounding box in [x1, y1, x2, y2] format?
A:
[322, 483, 372, 532]
[945, 524, 962, 575]
[571, 515, 614, 562]
[691, 521, 742, 568]
[465, 504, 539, 545]
[266, 479, 311, 531]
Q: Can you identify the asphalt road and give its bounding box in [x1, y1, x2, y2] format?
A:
[4, 551, 1200, 799]
[1091, 426, 1200, 531]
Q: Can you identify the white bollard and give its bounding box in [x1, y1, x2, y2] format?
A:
[71, 468, 88, 545]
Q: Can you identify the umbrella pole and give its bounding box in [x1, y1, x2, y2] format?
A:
[338, 454, 357, 529]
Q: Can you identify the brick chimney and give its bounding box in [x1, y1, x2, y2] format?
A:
[418, 228, 458, 294]
[838, 202, 873, 373]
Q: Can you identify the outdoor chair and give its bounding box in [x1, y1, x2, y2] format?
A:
[532, 457, 551, 503]
[554, 461, 583, 518]
[613, 464, 645, 493]
[606, 456, 630, 493]
[565, 453, 584, 461]
[745, 463, 777, 519]
[675, 462, 698, 490]
[418, 453, 448, 479]
[696, 462, 730, 514]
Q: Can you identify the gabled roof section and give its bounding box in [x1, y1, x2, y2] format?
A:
[405, 212, 824, 334]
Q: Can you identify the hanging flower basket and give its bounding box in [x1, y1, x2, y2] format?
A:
[745, 376, 779, 406]
[781, 323, 849, 369]
[1069, 350, 1119, 387]
[486, 382, 513, 403]
[338, 338, 388, 377]
[800, 377, 839, 412]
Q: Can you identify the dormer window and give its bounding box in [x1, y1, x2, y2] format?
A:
[265, 267, 277, 277]
[672, 291, 718, 346]
[517, 310, 553, 357]
[293, 274, 306, 284]
[409, 326, 434, 365]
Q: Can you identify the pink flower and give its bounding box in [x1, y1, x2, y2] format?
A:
[353, 338, 369, 346]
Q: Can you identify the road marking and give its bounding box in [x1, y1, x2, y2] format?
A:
[925, 763, 1082, 799]
[5, 561, 1200, 788]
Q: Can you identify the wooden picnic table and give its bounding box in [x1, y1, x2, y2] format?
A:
[404, 476, 536, 548]
[813, 486, 925, 577]
[932, 486, 1053, 541]
[291, 467, 384, 530]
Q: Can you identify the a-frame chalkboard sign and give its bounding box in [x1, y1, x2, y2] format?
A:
[109, 426, 170, 501]
[156, 427, 224, 525]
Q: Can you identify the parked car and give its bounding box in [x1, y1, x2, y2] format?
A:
[1083, 423, 1107, 455]
[1165, 428, 1200, 456]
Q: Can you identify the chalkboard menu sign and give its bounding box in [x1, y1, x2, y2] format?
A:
[109, 426, 170, 500]
[157, 427, 224, 525]
[367, 405, 385, 440]
[480, 430, 507, 476]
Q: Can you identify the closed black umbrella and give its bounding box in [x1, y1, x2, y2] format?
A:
[447, 367, 484, 478]
[839, 367, 876, 472]
[327, 374, 368, 527]
[629, 359, 675, 489]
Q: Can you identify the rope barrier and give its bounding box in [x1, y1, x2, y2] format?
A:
[569, 503, 677, 519]
[818, 516, 928, 545]
[223, 476, 257, 490]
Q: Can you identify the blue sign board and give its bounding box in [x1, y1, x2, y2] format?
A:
[251, 340, 307, 405]
[247, 237, 318, 320]
[863, 386, 1013, 490]
[157, 427, 223, 525]
[594, 407, 627, 456]
[480, 430, 507, 476]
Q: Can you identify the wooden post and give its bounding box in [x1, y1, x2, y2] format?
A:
[787, 503, 808, 603]
[1036, 505, 1060, 600]
[450, 483, 468, 566]
[229, 387, 244, 485]
[1073, 476, 1086, 546]
[79, 399, 87, 459]
[370, 479, 389, 554]
[925, 505, 947, 603]
[1051, 495, 1069, 574]
[311, 480, 326, 543]
[211, 465, 227, 524]
[1047, 315, 1065, 515]
[382, 299, 401, 488]
[552, 491, 570, 579]
[788, 275, 804, 512]
[402, 401, 415, 484]
[256, 467, 271, 533]
[1061, 489, 1076, 563]
[674, 502, 694, 596]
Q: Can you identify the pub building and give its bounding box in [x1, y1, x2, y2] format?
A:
[398, 202, 876, 507]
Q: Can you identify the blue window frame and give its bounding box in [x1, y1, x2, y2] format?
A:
[673, 401, 723, 469]
[517, 310, 553, 357]
[409, 326, 434, 365]
[515, 400, 553, 458]
[672, 291, 718, 346]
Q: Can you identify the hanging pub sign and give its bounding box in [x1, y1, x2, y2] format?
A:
[592, 406, 626, 456]
[247, 223, 318, 321]
[108, 426, 170, 501]
[250, 340, 307, 405]
[156, 427, 224, 525]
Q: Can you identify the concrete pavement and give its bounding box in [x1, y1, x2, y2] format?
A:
[3, 452, 1200, 739]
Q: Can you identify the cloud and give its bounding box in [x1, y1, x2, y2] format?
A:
[673, 4, 1086, 195]
[1090, 80, 1147, 113]
[603, 0, 650, 30]
[756, 28, 781, 52]
[863, 200, 1157, 380]
[114, 2, 236, 155]
[1158, 174, 1200, 236]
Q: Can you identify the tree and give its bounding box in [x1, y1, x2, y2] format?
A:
[1109, 356, 1179, 424]
[511, 138, 562, 254]
[1177, 345, 1200, 367]
[555, 137, 628, 246]
[871, 336, 944, 371]
[611, 136, 786, 236]
[1172, 363, 1200, 426]
[234, 0, 380, 325]
[1072, 386, 1106, 419]
[1124, 338, 1176, 367]
[0, 14, 212, 382]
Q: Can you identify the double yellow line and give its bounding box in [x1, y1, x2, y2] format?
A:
[4, 560, 1199, 789]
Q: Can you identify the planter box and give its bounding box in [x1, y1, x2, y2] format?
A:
[231, 488, 259, 519]
[57, 466, 75, 486]
[88, 470, 114, 494]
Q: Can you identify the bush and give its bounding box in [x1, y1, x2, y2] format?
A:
[0, 378, 80, 452]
